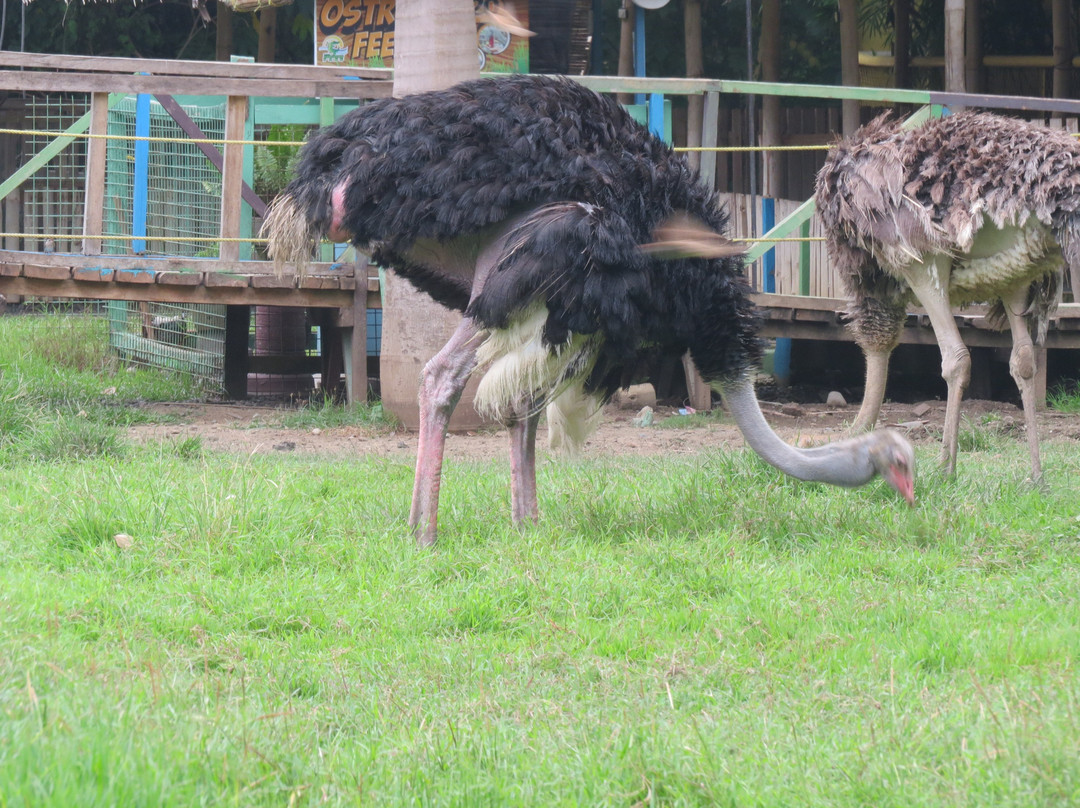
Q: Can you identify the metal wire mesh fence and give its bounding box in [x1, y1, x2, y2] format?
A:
[25, 94, 89, 254]
[104, 96, 225, 258]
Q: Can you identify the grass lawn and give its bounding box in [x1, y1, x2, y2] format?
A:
[1, 311, 1079, 806]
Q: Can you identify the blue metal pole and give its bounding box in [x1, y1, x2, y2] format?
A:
[762, 196, 791, 383]
[648, 93, 665, 139]
[132, 93, 150, 255]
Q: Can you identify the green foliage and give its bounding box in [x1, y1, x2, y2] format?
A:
[252, 124, 309, 201]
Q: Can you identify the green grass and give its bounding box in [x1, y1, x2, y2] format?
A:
[1048, 379, 1080, 413]
[2, 312, 1080, 805]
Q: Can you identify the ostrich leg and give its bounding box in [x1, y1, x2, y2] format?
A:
[848, 297, 906, 433]
[1000, 286, 1043, 482]
[901, 256, 970, 475]
[850, 348, 892, 432]
[410, 318, 483, 546]
[507, 403, 541, 526]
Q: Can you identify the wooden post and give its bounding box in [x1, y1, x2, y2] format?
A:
[760, 0, 781, 197]
[838, 0, 860, 136]
[82, 92, 109, 256]
[683, 0, 704, 172]
[698, 91, 720, 191]
[223, 304, 250, 399]
[218, 95, 247, 262]
[345, 259, 369, 404]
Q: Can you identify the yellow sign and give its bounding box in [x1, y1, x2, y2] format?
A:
[315, 1, 529, 72]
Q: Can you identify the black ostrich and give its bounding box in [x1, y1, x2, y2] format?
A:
[265, 75, 915, 545]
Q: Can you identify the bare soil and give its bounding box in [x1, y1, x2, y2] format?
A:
[126, 396, 1080, 462]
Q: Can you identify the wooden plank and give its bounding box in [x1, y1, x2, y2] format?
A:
[82, 92, 109, 255]
[155, 270, 203, 286]
[250, 273, 297, 289]
[72, 267, 114, 282]
[204, 272, 250, 288]
[218, 96, 247, 263]
[0, 261, 22, 277]
[0, 275, 364, 308]
[23, 264, 72, 280]
[114, 268, 156, 284]
[0, 250, 345, 275]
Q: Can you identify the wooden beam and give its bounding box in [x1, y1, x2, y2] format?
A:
[0, 50, 392, 81]
[0, 71, 392, 99]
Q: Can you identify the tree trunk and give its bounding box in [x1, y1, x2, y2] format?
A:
[617, 1, 635, 105]
[964, 0, 982, 93]
[944, 0, 965, 97]
[382, 0, 487, 430]
[893, 0, 910, 89]
[684, 0, 704, 172]
[215, 4, 234, 62]
[1052, 0, 1073, 98]
[838, 0, 859, 136]
[394, 0, 478, 96]
[257, 7, 276, 64]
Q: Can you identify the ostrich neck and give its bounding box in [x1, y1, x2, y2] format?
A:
[717, 375, 876, 487]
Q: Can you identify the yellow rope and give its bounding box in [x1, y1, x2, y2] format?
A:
[4, 127, 306, 148]
[732, 236, 825, 243]
[676, 144, 832, 152]
[5, 233, 266, 243]
[9, 232, 824, 246]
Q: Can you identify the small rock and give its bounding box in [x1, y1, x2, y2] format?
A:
[631, 406, 654, 427]
[781, 403, 805, 417]
[397, 441, 409, 449]
[113, 533, 134, 549]
[613, 383, 657, 410]
[311, 428, 322, 436]
[274, 441, 296, 451]
[826, 390, 847, 407]
[912, 402, 932, 418]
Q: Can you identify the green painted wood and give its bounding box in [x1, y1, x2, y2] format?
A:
[0, 92, 125, 203]
[799, 219, 811, 296]
[744, 198, 816, 264]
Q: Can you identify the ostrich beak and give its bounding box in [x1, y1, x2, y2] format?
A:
[883, 463, 915, 505]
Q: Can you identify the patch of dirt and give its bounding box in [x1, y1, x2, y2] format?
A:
[127, 395, 1080, 462]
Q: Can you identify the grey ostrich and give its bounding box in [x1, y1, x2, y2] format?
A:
[816, 111, 1080, 481]
[265, 75, 915, 546]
